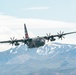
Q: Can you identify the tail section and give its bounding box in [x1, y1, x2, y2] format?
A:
[24, 24, 29, 39]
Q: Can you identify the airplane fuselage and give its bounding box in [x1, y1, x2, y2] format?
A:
[26, 37, 45, 48]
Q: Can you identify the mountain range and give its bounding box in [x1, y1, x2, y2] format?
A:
[0, 42, 76, 75]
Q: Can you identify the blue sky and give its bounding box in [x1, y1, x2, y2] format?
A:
[0, 0, 76, 23]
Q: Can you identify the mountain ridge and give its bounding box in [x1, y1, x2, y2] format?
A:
[0, 42, 76, 75]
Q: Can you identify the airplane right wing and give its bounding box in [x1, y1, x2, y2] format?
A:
[0, 38, 32, 46]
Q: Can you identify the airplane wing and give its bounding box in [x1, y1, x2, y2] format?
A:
[0, 39, 23, 43]
[0, 38, 32, 46]
[43, 31, 76, 41]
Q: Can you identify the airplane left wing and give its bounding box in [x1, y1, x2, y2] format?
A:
[43, 31, 76, 41]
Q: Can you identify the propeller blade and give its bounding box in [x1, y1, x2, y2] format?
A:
[62, 31, 64, 34]
[46, 33, 51, 41]
[10, 37, 16, 46]
[13, 37, 15, 40]
[46, 33, 49, 36]
[57, 31, 65, 40]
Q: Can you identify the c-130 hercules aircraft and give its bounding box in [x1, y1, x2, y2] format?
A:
[0, 24, 76, 48]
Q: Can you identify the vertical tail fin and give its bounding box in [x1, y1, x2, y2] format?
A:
[24, 24, 29, 39]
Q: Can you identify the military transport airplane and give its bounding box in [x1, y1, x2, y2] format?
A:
[0, 24, 76, 48]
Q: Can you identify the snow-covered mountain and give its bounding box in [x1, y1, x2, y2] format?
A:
[0, 42, 76, 75]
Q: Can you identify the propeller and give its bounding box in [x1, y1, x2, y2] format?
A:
[57, 31, 65, 40]
[10, 37, 15, 41]
[10, 37, 16, 46]
[46, 33, 51, 41]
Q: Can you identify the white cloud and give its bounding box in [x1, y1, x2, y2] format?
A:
[0, 14, 76, 51]
[0, 14, 76, 29]
[25, 19, 76, 29]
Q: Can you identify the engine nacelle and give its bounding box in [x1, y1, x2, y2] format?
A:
[50, 38, 56, 41]
[15, 42, 20, 46]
